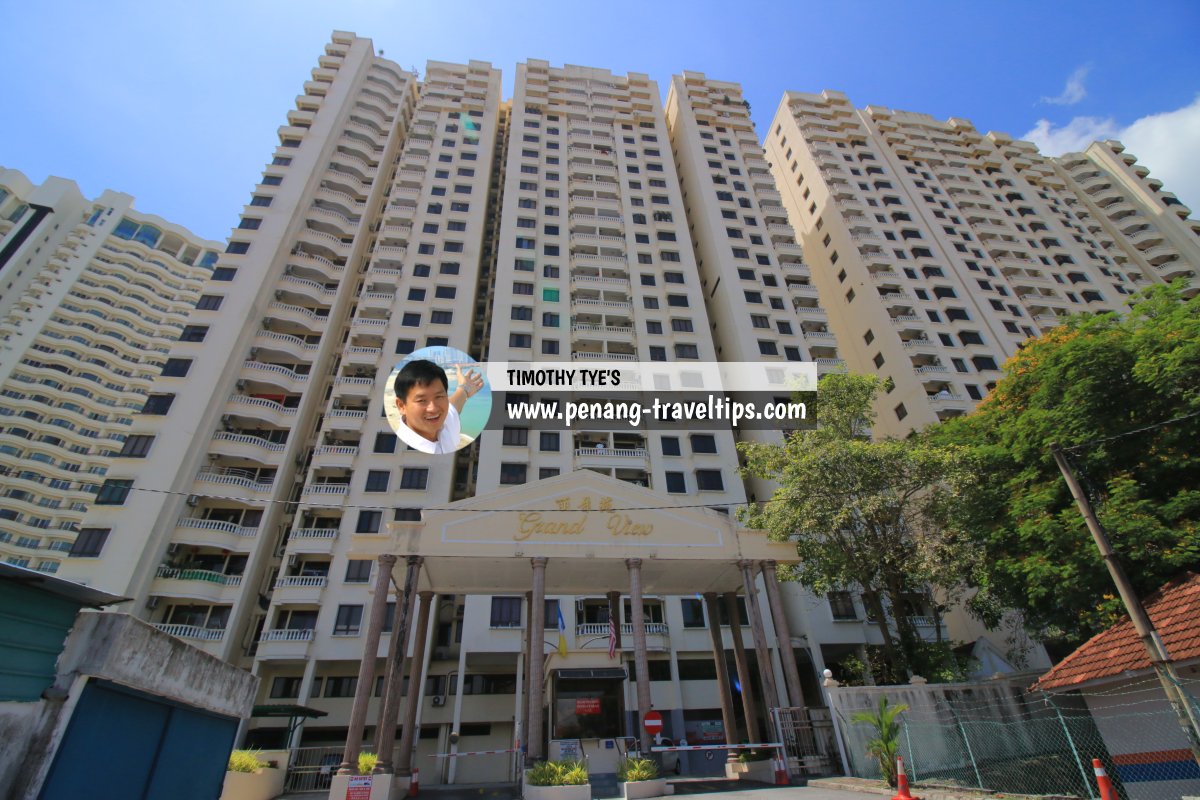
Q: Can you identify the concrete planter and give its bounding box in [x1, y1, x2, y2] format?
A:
[725, 759, 775, 783]
[621, 777, 670, 799]
[219, 767, 285, 800]
[523, 782, 592, 800]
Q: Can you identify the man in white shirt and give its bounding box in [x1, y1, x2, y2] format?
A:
[393, 360, 483, 455]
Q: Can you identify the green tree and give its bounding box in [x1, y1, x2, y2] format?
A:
[932, 283, 1200, 645]
[739, 373, 981, 680]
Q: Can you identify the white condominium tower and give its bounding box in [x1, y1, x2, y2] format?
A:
[765, 91, 1197, 435]
[0, 168, 220, 573]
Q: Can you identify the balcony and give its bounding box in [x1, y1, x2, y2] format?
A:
[326, 408, 367, 429]
[210, 431, 286, 462]
[289, 527, 339, 554]
[273, 575, 328, 603]
[301, 483, 349, 499]
[571, 352, 637, 362]
[256, 628, 314, 659]
[152, 624, 226, 642]
[174, 517, 259, 551]
[152, 566, 243, 602]
[195, 467, 275, 496]
[225, 393, 299, 427]
[241, 360, 310, 393]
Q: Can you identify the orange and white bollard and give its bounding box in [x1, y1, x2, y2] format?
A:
[892, 755, 920, 800]
[1092, 759, 1117, 800]
[408, 766, 419, 797]
[773, 751, 790, 785]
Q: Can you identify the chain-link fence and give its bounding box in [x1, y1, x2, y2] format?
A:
[831, 676, 1200, 800]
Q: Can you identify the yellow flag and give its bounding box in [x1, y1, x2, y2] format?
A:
[557, 606, 568, 657]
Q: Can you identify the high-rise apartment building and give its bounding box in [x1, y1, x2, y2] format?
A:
[0, 168, 219, 573]
[765, 91, 1197, 436]
[53, 33, 1197, 783]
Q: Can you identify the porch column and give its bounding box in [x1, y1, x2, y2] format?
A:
[760, 560, 807, 711]
[397, 590, 434, 775]
[703, 592, 739, 757]
[338, 553, 396, 773]
[521, 591, 533, 752]
[607, 590, 623, 656]
[724, 591, 760, 742]
[740, 560, 781, 714]
[627, 558, 653, 754]
[526, 557, 548, 764]
[374, 555, 422, 773]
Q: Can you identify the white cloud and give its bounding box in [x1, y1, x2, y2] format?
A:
[1024, 96, 1200, 210]
[1041, 64, 1091, 106]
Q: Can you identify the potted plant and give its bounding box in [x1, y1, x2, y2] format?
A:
[523, 759, 590, 800]
[220, 750, 284, 800]
[725, 748, 776, 783]
[617, 757, 668, 799]
[850, 696, 909, 787]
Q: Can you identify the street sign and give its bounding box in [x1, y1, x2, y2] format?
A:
[643, 710, 663, 735]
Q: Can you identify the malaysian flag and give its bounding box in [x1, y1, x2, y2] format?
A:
[607, 614, 618, 659]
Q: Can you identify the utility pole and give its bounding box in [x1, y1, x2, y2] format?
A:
[1051, 443, 1200, 766]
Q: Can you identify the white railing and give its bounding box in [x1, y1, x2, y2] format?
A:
[255, 330, 321, 351]
[292, 528, 339, 539]
[574, 447, 647, 458]
[259, 628, 315, 642]
[226, 393, 299, 415]
[574, 622, 669, 637]
[328, 409, 367, 420]
[195, 468, 274, 493]
[176, 517, 258, 537]
[313, 445, 358, 456]
[303, 484, 349, 495]
[275, 575, 328, 588]
[153, 624, 225, 641]
[571, 352, 637, 361]
[212, 431, 287, 451]
[243, 360, 308, 382]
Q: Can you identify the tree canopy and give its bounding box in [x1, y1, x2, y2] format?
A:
[930, 283, 1200, 646]
[739, 373, 981, 681]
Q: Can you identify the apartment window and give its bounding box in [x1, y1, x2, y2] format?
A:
[512, 306, 533, 321]
[365, 470, 390, 492]
[400, 468, 428, 490]
[374, 432, 397, 454]
[179, 325, 208, 342]
[118, 434, 154, 458]
[665, 472, 686, 493]
[895, 403, 908, 421]
[402, 313, 421, 326]
[356, 510, 382, 534]
[502, 427, 529, 447]
[490, 596, 522, 628]
[972, 356, 999, 371]
[541, 340, 559, 355]
[759, 340, 779, 356]
[539, 468, 560, 479]
[225, 241, 250, 254]
[695, 470, 724, 491]
[270, 677, 301, 699]
[333, 605, 363, 636]
[649, 346, 666, 362]
[393, 508, 422, 522]
[644, 297, 659, 310]
[395, 339, 416, 354]
[661, 437, 681, 456]
[345, 560, 372, 583]
[873, 353, 885, 368]
[539, 432, 560, 452]
[324, 677, 358, 697]
[828, 591, 857, 620]
[142, 394, 175, 415]
[95, 479, 133, 505]
[667, 295, 689, 307]
[674, 344, 699, 359]
[690, 434, 717, 454]
[671, 319, 693, 333]
[509, 333, 532, 348]
[211, 267, 236, 281]
[681, 598, 706, 628]
[196, 294, 223, 311]
[646, 320, 663, 335]
[431, 311, 453, 324]
[161, 358, 192, 377]
[69, 527, 109, 557]
[500, 463, 527, 485]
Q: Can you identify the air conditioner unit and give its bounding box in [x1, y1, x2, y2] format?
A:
[145, 596, 160, 610]
[236, 380, 247, 390]
[431, 696, 446, 707]
[186, 495, 199, 507]
[274, 290, 284, 300]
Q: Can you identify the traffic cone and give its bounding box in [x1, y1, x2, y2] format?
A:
[1092, 759, 1117, 800]
[773, 752, 790, 785]
[892, 756, 919, 800]
[408, 766, 419, 797]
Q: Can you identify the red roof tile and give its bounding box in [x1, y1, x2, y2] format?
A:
[1032, 572, 1200, 691]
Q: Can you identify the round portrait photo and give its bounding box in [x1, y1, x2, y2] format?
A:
[384, 346, 492, 456]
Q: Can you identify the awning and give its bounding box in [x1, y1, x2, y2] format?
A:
[251, 704, 328, 737]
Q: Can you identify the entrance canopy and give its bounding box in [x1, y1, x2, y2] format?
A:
[357, 470, 798, 594]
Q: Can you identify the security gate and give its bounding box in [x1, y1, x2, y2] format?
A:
[773, 706, 844, 777]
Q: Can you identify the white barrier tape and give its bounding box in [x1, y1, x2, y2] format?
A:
[650, 742, 784, 752]
[428, 748, 519, 758]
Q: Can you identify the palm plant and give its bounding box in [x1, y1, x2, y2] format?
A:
[850, 696, 909, 787]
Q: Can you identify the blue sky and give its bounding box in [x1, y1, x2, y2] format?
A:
[3, 0, 1198, 242]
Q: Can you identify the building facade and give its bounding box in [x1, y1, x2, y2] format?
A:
[49, 34, 1200, 784]
[764, 91, 1197, 437]
[0, 169, 220, 573]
